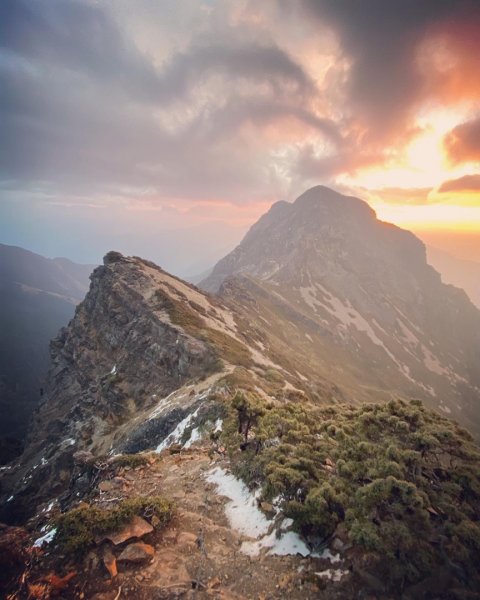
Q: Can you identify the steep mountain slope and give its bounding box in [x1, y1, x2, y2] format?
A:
[0, 244, 94, 463]
[1, 248, 479, 599]
[202, 186, 480, 432]
[426, 245, 480, 309]
[0, 251, 272, 522]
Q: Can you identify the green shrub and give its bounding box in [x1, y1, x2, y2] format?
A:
[221, 394, 480, 592]
[55, 496, 174, 553]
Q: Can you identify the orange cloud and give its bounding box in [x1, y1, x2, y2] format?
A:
[444, 116, 480, 164]
[438, 174, 480, 193]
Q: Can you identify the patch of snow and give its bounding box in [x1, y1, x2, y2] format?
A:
[205, 467, 270, 538]
[40, 457, 48, 466]
[184, 427, 202, 448]
[7, 495, 14, 502]
[148, 390, 178, 420]
[213, 418, 223, 433]
[206, 467, 333, 558]
[299, 286, 322, 312]
[110, 364, 117, 375]
[42, 500, 56, 513]
[63, 438, 75, 446]
[242, 529, 311, 557]
[422, 346, 449, 376]
[396, 318, 419, 346]
[33, 527, 57, 548]
[315, 568, 348, 582]
[322, 549, 341, 563]
[155, 408, 200, 453]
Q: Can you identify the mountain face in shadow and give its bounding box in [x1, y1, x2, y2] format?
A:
[0, 244, 94, 463]
[201, 186, 480, 432]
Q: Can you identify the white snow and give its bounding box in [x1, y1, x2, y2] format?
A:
[206, 467, 269, 538]
[33, 527, 57, 548]
[241, 528, 312, 557]
[213, 418, 223, 433]
[315, 568, 348, 582]
[422, 346, 448, 376]
[155, 408, 200, 453]
[184, 427, 202, 448]
[7, 495, 14, 502]
[396, 318, 419, 346]
[42, 500, 56, 513]
[110, 364, 117, 375]
[206, 467, 341, 559]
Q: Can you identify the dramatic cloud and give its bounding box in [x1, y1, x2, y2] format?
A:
[439, 174, 480, 193]
[1, 0, 479, 269]
[295, 0, 480, 144]
[444, 117, 480, 165]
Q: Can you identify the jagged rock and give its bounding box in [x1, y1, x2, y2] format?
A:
[102, 516, 153, 545]
[73, 450, 94, 465]
[118, 542, 155, 565]
[98, 481, 114, 492]
[1, 254, 227, 520]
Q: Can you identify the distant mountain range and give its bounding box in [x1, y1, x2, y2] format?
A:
[0, 244, 94, 463]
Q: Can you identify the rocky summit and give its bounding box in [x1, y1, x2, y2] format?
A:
[202, 185, 480, 432]
[1, 187, 480, 599]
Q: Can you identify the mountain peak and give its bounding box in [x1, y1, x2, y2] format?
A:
[293, 185, 376, 220]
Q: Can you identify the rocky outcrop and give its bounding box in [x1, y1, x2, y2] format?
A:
[0, 252, 238, 522]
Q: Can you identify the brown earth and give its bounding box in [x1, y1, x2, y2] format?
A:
[3, 443, 356, 600]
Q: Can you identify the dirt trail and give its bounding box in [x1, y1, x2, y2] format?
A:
[38, 445, 351, 599]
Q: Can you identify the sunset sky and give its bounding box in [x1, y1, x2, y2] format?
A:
[1, 0, 480, 274]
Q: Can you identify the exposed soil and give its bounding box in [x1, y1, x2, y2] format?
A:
[5, 444, 355, 599]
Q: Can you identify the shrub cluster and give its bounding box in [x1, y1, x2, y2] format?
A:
[223, 395, 480, 592]
[55, 496, 174, 553]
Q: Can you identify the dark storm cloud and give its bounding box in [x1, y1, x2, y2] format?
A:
[444, 117, 480, 165]
[439, 174, 480, 193]
[296, 0, 479, 143]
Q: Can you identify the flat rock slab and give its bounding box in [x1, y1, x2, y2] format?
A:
[103, 516, 153, 545]
[118, 542, 155, 564]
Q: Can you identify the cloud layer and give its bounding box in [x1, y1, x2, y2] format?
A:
[1, 0, 479, 269]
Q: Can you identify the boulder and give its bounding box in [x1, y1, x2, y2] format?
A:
[103, 516, 153, 545]
[118, 542, 154, 565]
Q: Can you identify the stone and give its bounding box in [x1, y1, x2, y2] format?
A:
[259, 502, 275, 518]
[103, 516, 153, 545]
[177, 531, 198, 551]
[118, 542, 155, 565]
[102, 547, 118, 578]
[98, 480, 114, 492]
[73, 450, 94, 465]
